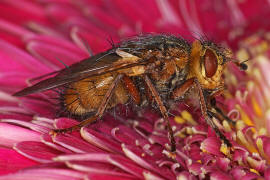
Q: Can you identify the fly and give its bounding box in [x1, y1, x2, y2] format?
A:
[13, 34, 247, 152]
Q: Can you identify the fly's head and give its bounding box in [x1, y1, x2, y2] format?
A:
[188, 40, 232, 90]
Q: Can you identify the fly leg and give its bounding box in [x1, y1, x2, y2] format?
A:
[144, 75, 176, 152]
[194, 79, 232, 147]
[208, 97, 236, 125]
[50, 74, 124, 135]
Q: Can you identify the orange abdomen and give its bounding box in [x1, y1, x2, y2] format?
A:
[63, 73, 129, 116]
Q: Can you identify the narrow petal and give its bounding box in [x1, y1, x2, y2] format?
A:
[0, 147, 38, 175]
[0, 123, 40, 147]
[14, 141, 63, 163]
[0, 168, 84, 180]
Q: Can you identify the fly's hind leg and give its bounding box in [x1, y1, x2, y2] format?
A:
[50, 74, 124, 136]
[144, 75, 176, 153]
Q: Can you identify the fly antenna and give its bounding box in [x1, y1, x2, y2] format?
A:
[228, 57, 249, 71]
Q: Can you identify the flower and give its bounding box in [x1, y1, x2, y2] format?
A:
[1, 0, 270, 179]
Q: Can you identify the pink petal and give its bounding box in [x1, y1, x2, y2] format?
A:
[70, 26, 113, 54]
[111, 125, 148, 147]
[0, 123, 40, 147]
[84, 6, 133, 36]
[0, 168, 84, 180]
[81, 127, 122, 153]
[54, 118, 81, 137]
[46, 4, 83, 24]
[240, 172, 261, 180]
[0, 39, 50, 74]
[55, 152, 148, 179]
[0, 72, 32, 92]
[264, 168, 270, 180]
[52, 134, 104, 153]
[210, 171, 232, 180]
[25, 35, 87, 57]
[0, 1, 48, 24]
[108, 154, 146, 179]
[41, 134, 73, 153]
[20, 98, 55, 117]
[0, 147, 38, 175]
[14, 141, 63, 163]
[121, 144, 175, 179]
[0, 19, 33, 48]
[86, 173, 136, 180]
[66, 160, 135, 178]
[1, 119, 50, 133]
[27, 40, 88, 70]
[200, 137, 223, 156]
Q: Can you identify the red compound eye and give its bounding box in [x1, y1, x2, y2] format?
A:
[204, 49, 218, 78]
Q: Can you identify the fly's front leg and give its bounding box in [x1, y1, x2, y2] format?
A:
[144, 75, 176, 152]
[50, 74, 124, 135]
[194, 79, 232, 147]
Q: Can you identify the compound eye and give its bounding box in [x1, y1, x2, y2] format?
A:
[204, 49, 218, 78]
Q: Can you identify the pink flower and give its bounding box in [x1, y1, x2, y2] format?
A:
[0, 0, 270, 179]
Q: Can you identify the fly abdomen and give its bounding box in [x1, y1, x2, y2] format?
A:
[62, 73, 129, 116]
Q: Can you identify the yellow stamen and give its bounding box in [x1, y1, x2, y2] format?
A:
[256, 138, 270, 163]
[247, 157, 264, 171]
[249, 168, 260, 175]
[174, 116, 186, 124]
[223, 120, 232, 132]
[220, 143, 230, 156]
[181, 110, 197, 125]
[236, 120, 246, 130]
[236, 104, 254, 126]
[258, 128, 267, 136]
[251, 96, 263, 118]
[237, 130, 258, 153]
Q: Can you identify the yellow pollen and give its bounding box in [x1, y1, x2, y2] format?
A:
[181, 110, 197, 125]
[174, 116, 186, 124]
[201, 147, 207, 153]
[220, 143, 230, 156]
[249, 168, 260, 175]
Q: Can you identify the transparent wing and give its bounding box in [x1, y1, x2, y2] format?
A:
[13, 50, 145, 96]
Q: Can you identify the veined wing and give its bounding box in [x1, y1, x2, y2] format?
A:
[13, 49, 145, 96]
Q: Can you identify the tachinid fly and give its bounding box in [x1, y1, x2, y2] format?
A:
[14, 34, 247, 152]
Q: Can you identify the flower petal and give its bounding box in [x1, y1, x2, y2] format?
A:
[0, 168, 84, 180]
[0, 147, 38, 175]
[14, 141, 63, 163]
[0, 123, 40, 147]
[81, 127, 122, 153]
